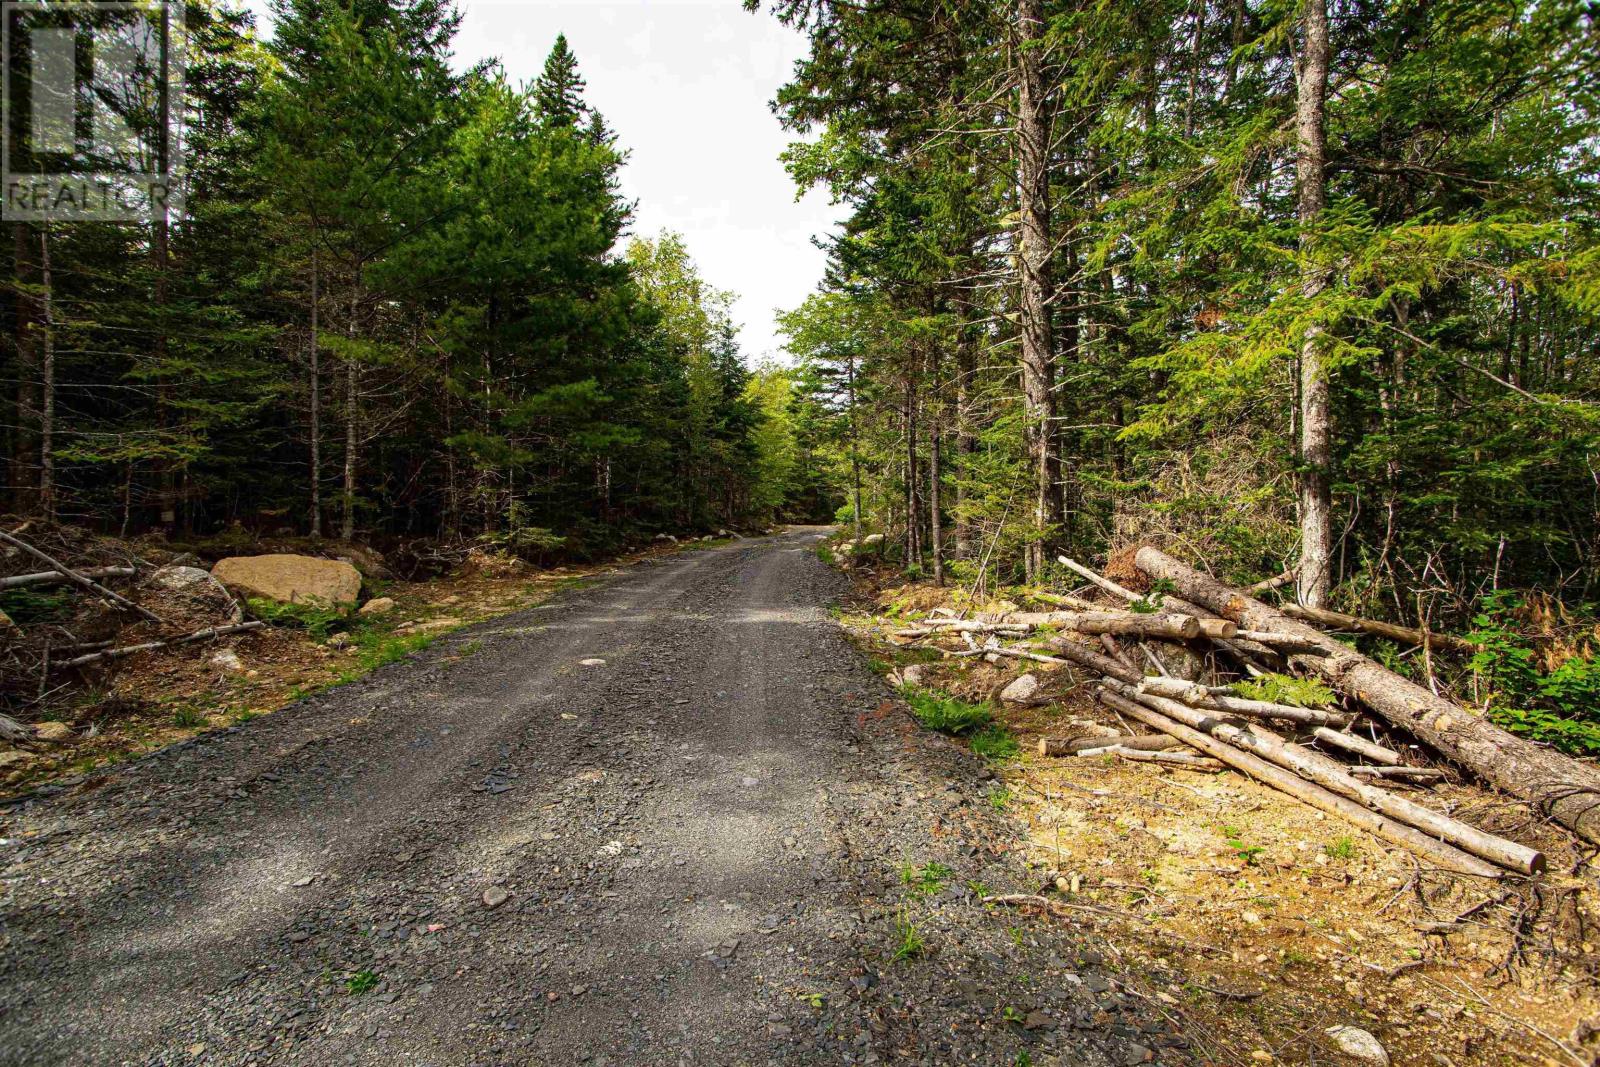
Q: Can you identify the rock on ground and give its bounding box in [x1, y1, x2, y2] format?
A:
[211, 554, 361, 610]
[358, 596, 396, 616]
[1001, 672, 1043, 705]
[1325, 1025, 1390, 1065]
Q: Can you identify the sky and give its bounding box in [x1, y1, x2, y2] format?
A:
[240, 0, 840, 363]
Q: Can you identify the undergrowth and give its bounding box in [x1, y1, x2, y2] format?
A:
[1469, 591, 1600, 755]
[903, 687, 993, 734]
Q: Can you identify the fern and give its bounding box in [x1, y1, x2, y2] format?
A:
[1230, 672, 1335, 708]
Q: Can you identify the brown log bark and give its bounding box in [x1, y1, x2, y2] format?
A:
[1135, 545, 1600, 847]
[1313, 727, 1402, 766]
[1111, 679, 1543, 874]
[1096, 689, 1502, 877]
[1295, 0, 1333, 607]
[1038, 733, 1178, 757]
[1282, 603, 1478, 654]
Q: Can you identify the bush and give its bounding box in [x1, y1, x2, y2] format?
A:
[1469, 591, 1600, 756]
[246, 597, 347, 639]
[904, 688, 993, 734]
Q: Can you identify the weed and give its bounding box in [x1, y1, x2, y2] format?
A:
[814, 543, 836, 565]
[1006, 926, 1025, 948]
[987, 786, 1012, 812]
[965, 879, 991, 898]
[1230, 672, 1335, 708]
[1002, 1005, 1024, 1023]
[171, 704, 207, 729]
[353, 628, 437, 671]
[900, 861, 953, 898]
[1141, 867, 1160, 887]
[969, 724, 1020, 761]
[904, 689, 993, 734]
[800, 991, 826, 1009]
[248, 597, 348, 639]
[891, 909, 925, 961]
[1325, 836, 1357, 860]
[0, 587, 72, 625]
[1281, 948, 1312, 967]
[345, 970, 379, 995]
[1222, 826, 1264, 866]
[1015, 1053, 1033, 1067]
[457, 638, 483, 657]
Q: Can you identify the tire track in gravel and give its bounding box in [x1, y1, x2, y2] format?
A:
[0, 527, 1190, 1066]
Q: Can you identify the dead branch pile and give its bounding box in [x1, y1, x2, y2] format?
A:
[890, 548, 1600, 878]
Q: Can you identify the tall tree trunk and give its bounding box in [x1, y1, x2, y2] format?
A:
[1015, 0, 1060, 582]
[953, 329, 976, 559]
[846, 353, 863, 542]
[1294, 0, 1332, 607]
[929, 419, 944, 586]
[341, 283, 359, 542]
[152, 212, 176, 530]
[309, 245, 323, 538]
[11, 224, 37, 515]
[38, 225, 54, 520]
[904, 373, 921, 566]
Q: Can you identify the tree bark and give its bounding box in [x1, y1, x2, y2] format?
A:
[1282, 603, 1478, 654]
[38, 224, 54, 520]
[11, 224, 38, 515]
[1294, 0, 1333, 607]
[929, 420, 944, 585]
[1135, 545, 1600, 847]
[1015, 0, 1060, 582]
[342, 282, 360, 542]
[309, 246, 323, 539]
[952, 330, 975, 558]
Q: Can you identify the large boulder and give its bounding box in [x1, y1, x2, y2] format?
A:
[212, 554, 361, 610]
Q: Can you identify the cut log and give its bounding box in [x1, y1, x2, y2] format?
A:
[1235, 630, 1326, 653]
[0, 565, 137, 590]
[1281, 603, 1478, 655]
[1061, 610, 1201, 640]
[53, 621, 266, 670]
[1038, 733, 1179, 757]
[1350, 766, 1447, 781]
[0, 531, 161, 623]
[1135, 545, 1600, 848]
[1046, 637, 1349, 726]
[1313, 727, 1402, 765]
[1138, 676, 1210, 704]
[1089, 746, 1224, 770]
[1095, 688, 1502, 877]
[1105, 681, 1544, 875]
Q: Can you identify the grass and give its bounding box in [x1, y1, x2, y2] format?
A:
[900, 861, 953, 898]
[1325, 835, 1358, 860]
[891, 909, 925, 962]
[247, 596, 349, 640]
[170, 704, 208, 729]
[904, 688, 993, 734]
[987, 786, 1012, 812]
[345, 969, 379, 995]
[969, 724, 1020, 761]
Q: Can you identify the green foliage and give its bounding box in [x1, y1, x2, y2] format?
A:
[904, 688, 993, 735]
[899, 861, 953, 898]
[344, 970, 379, 995]
[891, 908, 926, 961]
[170, 704, 207, 729]
[0, 588, 72, 626]
[1325, 836, 1357, 861]
[969, 725, 1020, 762]
[1230, 673, 1336, 709]
[1469, 592, 1600, 755]
[247, 597, 347, 640]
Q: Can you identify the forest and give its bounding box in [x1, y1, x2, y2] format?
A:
[754, 0, 1600, 754]
[2, 0, 833, 562]
[2, 0, 1598, 743]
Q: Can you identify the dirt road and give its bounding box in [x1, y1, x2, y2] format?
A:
[0, 528, 1183, 1065]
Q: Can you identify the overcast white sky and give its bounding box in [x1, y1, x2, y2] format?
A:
[240, 0, 838, 362]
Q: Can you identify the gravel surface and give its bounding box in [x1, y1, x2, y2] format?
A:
[0, 527, 1188, 1065]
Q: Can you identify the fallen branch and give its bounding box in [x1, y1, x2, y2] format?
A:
[0, 565, 137, 590]
[1245, 567, 1297, 595]
[1350, 766, 1448, 781]
[1282, 603, 1478, 655]
[1083, 745, 1224, 771]
[1106, 680, 1543, 875]
[1038, 733, 1178, 757]
[1136, 546, 1600, 847]
[1313, 727, 1402, 766]
[1095, 688, 1500, 877]
[0, 531, 161, 624]
[53, 621, 265, 669]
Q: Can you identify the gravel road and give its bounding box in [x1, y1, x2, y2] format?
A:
[1, 527, 1188, 1065]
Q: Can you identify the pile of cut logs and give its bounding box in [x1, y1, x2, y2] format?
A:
[892, 546, 1600, 878]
